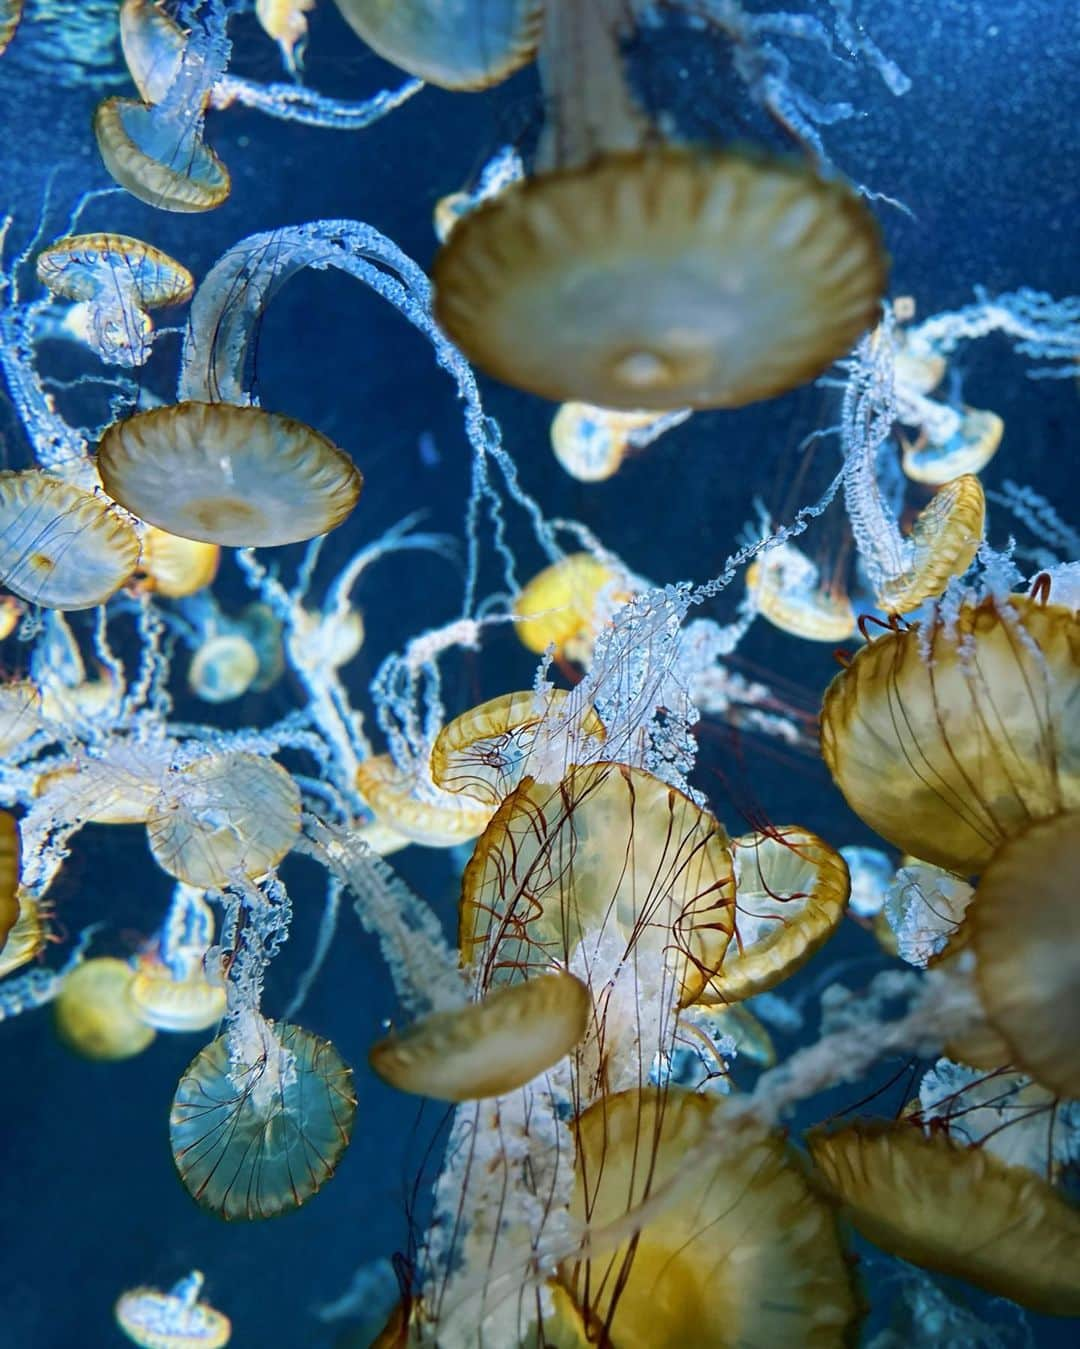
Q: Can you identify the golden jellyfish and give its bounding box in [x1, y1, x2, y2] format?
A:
[882, 859, 973, 968]
[187, 633, 260, 704]
[130, 955, 227, 1033]
[0, 810, 19, 949]
[137, 526, 220, 598]
[563, 1088, 858, 1347]
[355, 752, 493, 848]
[33, 740, 174, 826]
[115, 1269, 231, 1349]
[369, 970, 591, 1101]
[700, 826, 849, 1004]
[0, 1, 21, 58]
[902, 407, 1004, 486]
[970, 811, 1080, 1097]
[460, 762, 734, 1005]
[514, 552, 632, 660]
[429, 688, 604, 808]
[549, 402, 679, 483]
[35, 232, 193, 368]
[0, 679, 42, 758]
[809, 1121, 1080, 1316]
[170, 1017, 356, 1220]
[0, 470, 140, 609]
[120, 0, 187, 104]
[54, 957, 157, 1061]
[146, 751, 301, 888]
[875, 474, 985, 614]
[0, 893, 47, 978]
[256, 0, 315, 74]
[97, 401, 362, 547]
[333, 0, 541, 90]
[820, 591, 1079, 874]
[746, 542, 856, 642]
[433, 2, 885, 410]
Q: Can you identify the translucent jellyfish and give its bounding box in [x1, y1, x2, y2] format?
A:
[432, 2, 885, 409]
[875, 475, 986, 614]
[902, 407, 1004, 486]
[35, 232, 193, 368]
[97, 401, 362, 547]
[820, 592, 1079, 873]
[53, 956, 157, 1061]
[883, 860, 973, 968]
[971, 811, 1080, 1097]
[256, 0, 314, 75]
[809, 1122, 1080, 1316]
[146, 752, 301, 888]
[0, 810, 19, 948]
[0, 469, 140, 608]
[354, 753, 493, 848]
[137, 526, 220, 598]
[432, 145, 524, 243]
[565, 1088, 858, 1346]
[0, 894, 46, 978]
[169, 1019, 356, 1220]
[115, 1269, 231, 1349]
[514, 552, 633, 660]
[130, 955, 227, 1033]
[746, 542, 856, 642]
[0, 1, 21, 58]
[549, 402, 686, 483]
[333, 0, 540, 89]
[369, 970, 590, 1101]
[700, 826, 850, 1004]
[429, 688, 604, 808]
[188, 634, 260, 704]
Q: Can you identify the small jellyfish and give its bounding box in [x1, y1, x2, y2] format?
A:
[514, 552, 633, 660]
[369, 970, 590, 1101]
[355, 753, 493, 848]
[97, 401, 362, 547]
[188, 633, 260, 704]
[256, 0, 315, 75]
[0, 894, 47, 978]
[137, 526, 220, 598]
[902, 407, 1004, 486]
[146, 751, 301, 888]
[809, 1121, 1080, 1316]
[0, 470, 140, 609]
[170, 1018, 356, 1220]
[875, 475, 986, 614]
[115, 1269, 231, 1349]
[0, 1, 22, 58]
[0, 810, 19, 949]
[746, 542, 856, 642]
[35, 233, 193, 368]
[54, 956, 157, 1061]
[333, 0, 540, 90]
[130, 954, 227, 1033]
[549, 402, 680, 483]
[0, 679, 42, 758]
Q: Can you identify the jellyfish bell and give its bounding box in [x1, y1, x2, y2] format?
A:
[256, 0, 315, 74]
[0, 470, 140, 609]
[514, 552, 634, 661]
[116, 1268, 231, 1349]
[97, 401, 362, 548]
[0, 892, 47, 978]
[333, 0, 541, 90]
[54, 956, 157, 1061]
[187, 633, 259, 705]
[137, 526, 220, 598]
[549, 402, 672, 483]
[355, 753, 493, 848]
[0, 1, 21, 58]
[130, 953, 227, 1033]
[875, 474, 985, 614]
[746, 542, 856, 642]
[902, 407, 1004, 486]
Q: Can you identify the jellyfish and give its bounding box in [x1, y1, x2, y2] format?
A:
[0, 1, 21, 58]
[97, 401, 362, 547]
[169, 1015, 356, 1219]
[902, 407, 1004, 486]
[820, 590, 1079, 874]
[875, 475, 986, 614]
[146, 751, 301, 888]
[355, 753, 493, 848]
[187, 634, 260, 705]
[550, 402, 689, 484]
[432, 1, 885, 410]
[745, 541, 856, 642]
[840, 845, 894, 919]
[0, 469, 140, 608]
[53, 956, 157, 1061]
[137, 526, 220, 598]
[33, 737, 176, 826]
[0, 810, 18, 948]
[130, 954, 227, 1033]
[35, 232, 193, 368]
[564, 1088, 858, 1347]
[809, 1121, 1080, 1316]
[115, 1269, 231, 1349]
[514, 552, 635, 661]
[255, 0, 314, 74]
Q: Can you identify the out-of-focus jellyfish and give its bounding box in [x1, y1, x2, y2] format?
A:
[902, 407, 1004, 486]
[840, 845, 894, 919]
[97, 401, 362, 547]
[0, 469, 140, 608]
[369, 970, 590, 1101]
[514, 552, 634, 661]
[433, 2, 885, 409]
[549, 402, 689, 483]
[0, 0, 21, 57]
[687, 1000, 776, 1067]
[699, 827, 849, 1004]
[809, 1121, 1080, 1316]
[256, 0, 315, 74]
[35, 232, 193, 368]
[875, 475, 986, 614]
[970, 811, 1080, 1097]
[115, 1269, 231, 1349]
[883, 860, 973, 968]
[53, 956, 157, 1060]
[820, 591, 1079, 874]
[565, 1088, 858, 1346]
[355, 752, 493, 848]
[187, 634, 260, 704]
[137, 526, 220, 598]
[0, 810, 18, 948]
[745, 541, 856, 642]
[169, 1016, 356, 1219]
[147, 751, 300, 888]
[333, 0, 540, 89]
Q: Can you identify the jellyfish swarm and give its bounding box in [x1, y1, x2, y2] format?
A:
[170, 1018, 356, 1220]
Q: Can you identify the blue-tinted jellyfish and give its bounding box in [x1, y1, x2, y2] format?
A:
[169, 1016, 356, 1220]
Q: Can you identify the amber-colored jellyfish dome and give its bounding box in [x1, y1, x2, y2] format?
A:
[120, 0, 185, 104]
[54, 957, 157, 1061]
[971, 811, 1080, 1097]
[36, 233, 193, 307]
[0, 470, 140, 609]
[0, 893, 46, 978]
[746, 543, 856, 642]
[430, 688, 603, 807]
[115, 1270, 231, 1349]
[94, 96, 230, 213]
[550, 402, 664, 483]
[809, 1122, 1080, 1316]
[98, 401, 362, 547]
[434, 149, 886, 411]
[355, 753, 493, 848]
[903, 408, 1004, 486]
[514, 552, 630, 658]
[820, 593, 1079, 874]
[0, 680, 41, 758]
[188, 634, 260, 704]
[883, 860, 973, 968]
[130, 958, 227, 1033]
[333, 0, 540, 89]
[460, 762, 734, 1004]
[138, 526, 220, 598]
[563, 1088, 858, 1347]
[0, 810, 19, 949]
[876, 474, 986, 614]
[170, 1022, 356, 1220]
[686, 1000, 777, 1067]
[370, 970, 590, 1101]
[701, 826, 849, 1004]
[0, 1, 22, 57]
[146, 752, 301, 888]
